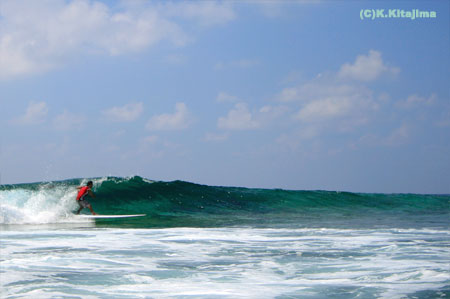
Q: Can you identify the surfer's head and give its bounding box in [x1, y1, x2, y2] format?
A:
[87, 181, 93, 187]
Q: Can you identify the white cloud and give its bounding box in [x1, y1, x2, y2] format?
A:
[141, 135, 159, 144]
[250, 1, 322, 19]
[134, 135, 164, 159]
[258, 105, 289, 124]
[359, 124, 411, 147]
[294, 89, 375, 124]
[277, 80, 366, 103]
[338, 50, 400, 82]
[133, 135, 182, 159]
[102, 102, 143, 122]
[53, 110, 86, 130]
[113, 129, 125, 138]
[218, 103, 260, 130]
[14, 101, 48, 125]
[280, 78, 375, 125]
[232, 59, 260, 68]
[214, 59, 260, 70]
[163, 1, 235, 26]
[277, 87, 300, 102]
[146, 102, 192, 131]
[385, 124, 410, 146]
[397, 93, 436, 109]
[204, 132, 229, 142]
[436, 107, 450, 127]
[0, 0, 236, 79]
[296, 96, 353, 122]
[275, 126, 319, 152]
[216, 92, 239, 103]
[215, 98, 288, 132]
[254, 2, 285, 18]
[164, 53, 187, 65]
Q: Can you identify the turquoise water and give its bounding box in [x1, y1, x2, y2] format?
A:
[1, 176, 449, 298]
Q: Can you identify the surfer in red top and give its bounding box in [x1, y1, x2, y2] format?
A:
[76, 181, 97, 215]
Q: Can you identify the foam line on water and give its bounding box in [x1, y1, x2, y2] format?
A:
[1, 228, 449, 298]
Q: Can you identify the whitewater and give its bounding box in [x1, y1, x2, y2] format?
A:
[1, 176, 449, 298]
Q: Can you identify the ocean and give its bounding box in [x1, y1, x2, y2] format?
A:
[1, 176, 449, 298]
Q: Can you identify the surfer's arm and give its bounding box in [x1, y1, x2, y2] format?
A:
[76, 186, 82, 190]
[88, 190, 96, 198]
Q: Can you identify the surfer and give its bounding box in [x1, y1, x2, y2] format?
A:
[75, 181, 97, 215]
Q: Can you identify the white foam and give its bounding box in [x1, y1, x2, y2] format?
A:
[1, 227, 449, 298]
[0, 184, 85, 224]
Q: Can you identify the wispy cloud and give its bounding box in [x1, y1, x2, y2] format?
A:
[216, 92, 239, 103]
[354, 124, 412, 148]
[218, 103, 260, 130]
[249, 0, 322, 19]
[338, 50, 400, 82]
[53, 110, 86, 131]
[13, 101, 48, 125]
[146, 102, 192, 131]
[384, 124, 410, 146]
[215, 102, 287, 132]
[396, 93, 437, 109]
[435, 106, 450, 128]
[204, 132, 230, 142]
[214, 59, 260, 71]
[162, 1, 235, 26]
[293, 84, 375, 124]
[102, 102, 143, 122]
[275, 78, 376, 129]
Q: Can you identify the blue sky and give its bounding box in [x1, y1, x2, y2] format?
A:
[1, 0, 449, 193]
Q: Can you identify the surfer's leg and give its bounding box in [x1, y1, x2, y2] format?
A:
[76, 200, 88, 214]
[76, 202, 84, 214]
[88, 204, 97, 215]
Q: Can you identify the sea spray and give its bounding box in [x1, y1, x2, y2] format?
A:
[0, 182, 78, 224]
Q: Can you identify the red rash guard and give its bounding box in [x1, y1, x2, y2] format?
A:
[76, 186, 90, 201]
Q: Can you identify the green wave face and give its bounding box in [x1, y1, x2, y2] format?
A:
[1, 176, 449, 228]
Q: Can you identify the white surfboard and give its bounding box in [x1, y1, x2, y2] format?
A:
[77, 214, 146, 219]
